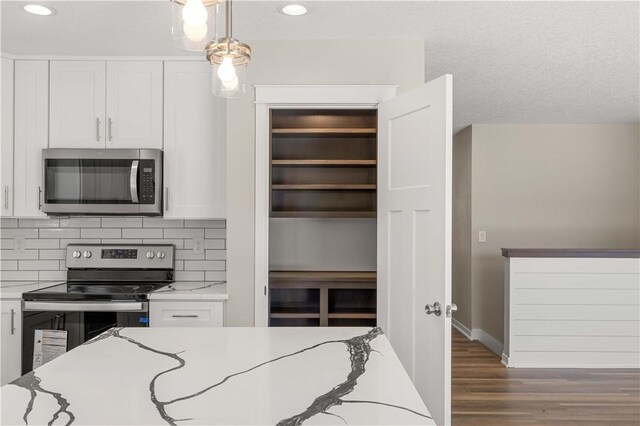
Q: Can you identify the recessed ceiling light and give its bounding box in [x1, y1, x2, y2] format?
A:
[23, 4, 54, 16]
[278, 4, 308, 16]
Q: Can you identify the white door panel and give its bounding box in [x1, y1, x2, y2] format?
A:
[1, 57, 14, 217]
[378, 75, 453, 425]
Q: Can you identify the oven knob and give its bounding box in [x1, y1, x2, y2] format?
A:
[157, 251, 165, 259]
[83, 250, 92, 258]
[146, 251, 155, 259]
[72, 250, 81, 258]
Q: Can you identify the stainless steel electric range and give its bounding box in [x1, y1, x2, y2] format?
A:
[21, 244, 175, 374]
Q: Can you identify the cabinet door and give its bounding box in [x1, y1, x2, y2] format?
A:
[14, 60, 48, 218]
[163, 62, 226, 219]
[1, 300, 22, 385]
[49, 61, 106, 148]
[106, 61, 163, 149]
[1, 57, 14, 217]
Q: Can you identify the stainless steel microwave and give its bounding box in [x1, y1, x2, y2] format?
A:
[42, 149, 162, 216]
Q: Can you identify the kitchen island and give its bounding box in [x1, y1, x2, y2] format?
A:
[0, 327, 433, 425]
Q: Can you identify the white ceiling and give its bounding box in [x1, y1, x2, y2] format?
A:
[1, 1, 638, 132]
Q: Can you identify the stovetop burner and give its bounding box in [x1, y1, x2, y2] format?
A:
[23, 282, 171, 302]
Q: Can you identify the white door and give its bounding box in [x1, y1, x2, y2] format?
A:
[106, 61, 163, 149]
[377, 74, 453, 425]
[1, 57, 14, 216]
[50, 61, 106, 148]
[163, 62, 226, 219]
[1, 300, 22, 385]
[14, 60, 48, 218]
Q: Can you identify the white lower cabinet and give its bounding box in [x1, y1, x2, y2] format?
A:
[149, 301, 225, 327]
[1, 300, 22, 385]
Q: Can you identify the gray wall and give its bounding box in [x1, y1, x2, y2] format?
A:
[0, 218, 226, 282]
[452, 127, 473, 329]
[226, 40, 426, 326]
[453, 124, 640, 343]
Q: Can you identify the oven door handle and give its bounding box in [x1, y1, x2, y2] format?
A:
[23, 301, 148, 312]
[130, 160, 139, 204]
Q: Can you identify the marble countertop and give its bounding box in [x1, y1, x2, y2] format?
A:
[150, 281, 228, 300]
[0, 327, 433, 426]
[501, 248, 640, 258]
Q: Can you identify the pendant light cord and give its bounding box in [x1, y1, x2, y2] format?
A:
[226, 0, 232, 54]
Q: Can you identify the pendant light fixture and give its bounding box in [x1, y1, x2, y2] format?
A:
[205, 0, 251, 98]
[171, 0, 219, 51]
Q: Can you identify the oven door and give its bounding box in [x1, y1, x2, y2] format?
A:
[42, 149, 162, 216]
[21, 301, 149, 374]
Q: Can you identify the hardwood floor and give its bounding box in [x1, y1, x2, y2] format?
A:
[452, 328, 640, 425]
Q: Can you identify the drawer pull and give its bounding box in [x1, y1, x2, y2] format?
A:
[171, 314, 199, 318]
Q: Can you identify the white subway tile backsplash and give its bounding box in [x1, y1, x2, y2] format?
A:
[205, 229, 226, 239]
[123, 228, 163, 239]
[39, 250, 66, 260]
[81, 228, 122, 239]
[0, 249, 39, 260]
[164, 228, 204, 238]
[38, 271, 66, 281]
[143, 218, 184, 228]
[1, 270, 39, 281]
[205, 250, 227, 260]
[102, 218, 143, 228]
[185, 220, 225, 228]
[1, 217, 227, 284]
[174, 271, 205, 281]
[142, 239, 184, 249]
[0, 218, 18, 228]
[184, 260, 225, 271]
[25, 239, 59, 249]
[19, 260, 60, 271]
[40, 228, 80, 239]
[0, 260, 18, 270]
[19, 218, 59, 228]
[2, 228, 39, 238]
[60, 218, 101, 228]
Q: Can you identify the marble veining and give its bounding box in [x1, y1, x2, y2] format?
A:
[2, 327, 433, 425]
[154, 282, 224, 293]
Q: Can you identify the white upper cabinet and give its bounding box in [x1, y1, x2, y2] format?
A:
[50, 60, 162, 149]
[163, 62, 226, 219]
[106, 61, 163, 149]
[1, 57, 14, 217]
[14, 60, 48, 218]
[49, 61, 106, 148]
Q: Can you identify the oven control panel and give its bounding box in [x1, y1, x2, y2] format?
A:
[66, 244, 174, 269]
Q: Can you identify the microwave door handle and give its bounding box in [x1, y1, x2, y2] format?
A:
[130, 160, 139, 204]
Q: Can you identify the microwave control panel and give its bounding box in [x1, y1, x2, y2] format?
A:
[139, 160, 156, 204]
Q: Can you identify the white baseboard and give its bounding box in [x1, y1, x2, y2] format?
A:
[473, 329, 504, 356]
[451, 319, 504, 356]
[452, 319, 472, 340]
[501, 353, 509, 367]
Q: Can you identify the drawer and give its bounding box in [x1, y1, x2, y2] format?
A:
[149, 301, 225, 327]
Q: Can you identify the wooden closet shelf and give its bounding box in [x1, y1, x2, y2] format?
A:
[272, 184, 376, 190]
[270, 211, 376, 218]
[271, 128, 377, 135]
[328, 312, 377, 319]
[270, 312, 320, 319]
[269, 271, 377, 282]
[271, 159, 377, 166]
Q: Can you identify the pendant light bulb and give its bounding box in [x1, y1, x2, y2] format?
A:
[183, 22, 208, 42]
[217, 56, 237, 83]
[182, 0, 208, 26]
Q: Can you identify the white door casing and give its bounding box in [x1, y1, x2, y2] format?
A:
[377, 75, 453, 425]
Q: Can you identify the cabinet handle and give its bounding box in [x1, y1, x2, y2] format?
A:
[165, 187, 169, 211]
[108, 117, 113, 141]
[171, 314, 198, 318]
[96, 117, 101, 141]
[10, 309, 15, 335]
[38, 186, 42, 210]
[3, 185, 8, 210]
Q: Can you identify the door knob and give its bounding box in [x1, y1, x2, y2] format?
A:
[446, 303, 457, 318]
[425, 302, 442, 316]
